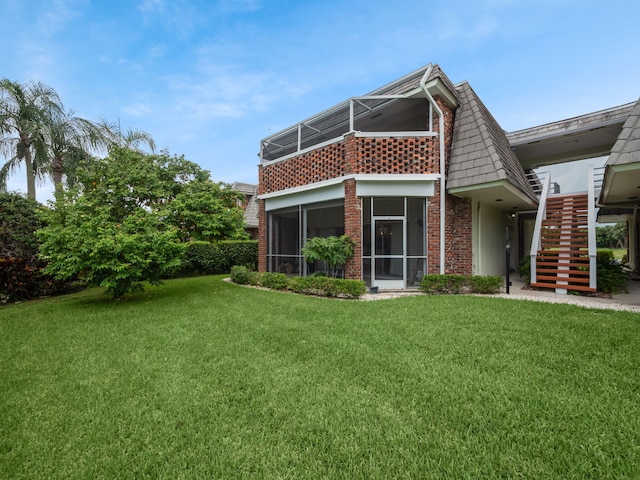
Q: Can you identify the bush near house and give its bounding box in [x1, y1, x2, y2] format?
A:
[596, 249, 630, 294]
[230, 266, 367, 299]
[179, 240, 258, 276]
[420, 274, 503, 295]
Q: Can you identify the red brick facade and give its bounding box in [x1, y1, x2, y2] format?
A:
[343, 179, 361, 279]
[258, 94, 474, 281]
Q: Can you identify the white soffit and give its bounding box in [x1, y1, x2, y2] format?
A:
[356, 178, 435, 197]
[264, 183, 344, 211]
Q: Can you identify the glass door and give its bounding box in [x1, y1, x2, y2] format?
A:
[373, 218, 405, 289]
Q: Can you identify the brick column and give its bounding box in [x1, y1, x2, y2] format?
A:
[344, 179, 362, 280]
[427, 182, 441, 274]
[257, 166, 267, 273]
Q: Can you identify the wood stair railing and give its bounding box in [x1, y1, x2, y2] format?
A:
[531, 193, 596, 293]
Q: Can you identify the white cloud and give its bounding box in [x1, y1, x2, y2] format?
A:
[122, 103, 154, 117]
[36, 0, 86, 36]
[435, 11, 499, 41]
[162, 61, 311, 122]
[218, 0, 262, 13]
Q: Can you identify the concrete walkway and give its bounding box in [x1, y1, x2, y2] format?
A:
[496, 276, 640, 313]
[362, 276, 640, 313]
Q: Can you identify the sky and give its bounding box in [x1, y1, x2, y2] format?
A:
[1, 0, 639, 203]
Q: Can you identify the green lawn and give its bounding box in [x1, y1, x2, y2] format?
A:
[1, 276, 639, 479]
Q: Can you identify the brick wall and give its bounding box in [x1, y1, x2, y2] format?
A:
[261, 140, 347, 194]
[355, 137, 436, 174]
[343, 179, 361, 279]
[257, 167, 267, 272]
[445, 194, 472, 274]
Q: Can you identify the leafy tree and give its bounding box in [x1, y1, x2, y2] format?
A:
[302, 235, 355, 278]
[0, 79, 63, 199]
[169, 180, 248, 242]
[596, 222, 627, 249]
[38, 148, 248, 298]
[0, 192, 43, 258]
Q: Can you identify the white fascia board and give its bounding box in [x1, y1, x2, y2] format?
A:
[354, 131, 437, 138]
[259, 176, 348, 201]
[424, 79, 459, 108]
[259, 173, 441, 201]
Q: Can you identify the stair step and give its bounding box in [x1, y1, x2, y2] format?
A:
[535, 275, 591, 284]
[536, 268, 590, 275]
[536, 262, 590, 268]
[533, 193, 595, 293]
[537, 249, 590, 255]
[531, 282, 596, 292]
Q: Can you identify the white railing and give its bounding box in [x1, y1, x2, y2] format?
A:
[588, 165, 597, 290]
[527, 171, 560, 196]
[529, 172, 552, 285]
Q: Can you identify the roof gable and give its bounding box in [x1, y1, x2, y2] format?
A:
[448, 81, 536, 201]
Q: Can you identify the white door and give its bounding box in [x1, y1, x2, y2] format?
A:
[373, 218, 405, 289]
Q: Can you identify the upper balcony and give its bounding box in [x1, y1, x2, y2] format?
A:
[259, 64, 459, 164]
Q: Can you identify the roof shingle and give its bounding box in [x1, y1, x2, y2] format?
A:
[448, 81, 536, 201]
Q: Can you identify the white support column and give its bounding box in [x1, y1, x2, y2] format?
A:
[588, 165, 597, 290]
[530, 173, 551, 285]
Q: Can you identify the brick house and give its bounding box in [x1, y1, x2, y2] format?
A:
[256, 63, 640, 292]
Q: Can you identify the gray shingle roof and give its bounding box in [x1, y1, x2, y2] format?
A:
[448, 81, 536, 201]
[232, 182, 259, 228]
[607, 98, 640, 166]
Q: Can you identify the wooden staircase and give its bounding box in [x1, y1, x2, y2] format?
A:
[531, 193, 596, 293]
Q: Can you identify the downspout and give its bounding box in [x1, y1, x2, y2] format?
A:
[420, 65, 446, 274]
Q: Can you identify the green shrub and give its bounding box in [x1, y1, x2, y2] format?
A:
[518, 256, 531, 285]
[230, 265, 260, 285]
[260, 272, 290, 290]
[596, 249, 629, 294]
[302, 235, 355, 278]
[420, 274, 504, 295]
[219, 240, 258, 270]
[0, 257, 75, 304]
[289, 276, 366, 299]
[420, 274, 467, 294]
[469, 275, 503, 294]
[180, 240, 258, 276]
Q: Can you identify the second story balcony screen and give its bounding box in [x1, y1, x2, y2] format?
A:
[260, 94, 436, 164]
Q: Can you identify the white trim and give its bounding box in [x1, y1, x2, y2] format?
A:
[259, 174, 440, 201]
[356, 179, 435, 197]
[264, 183, 344, 211]
[354, 131, 437, 138]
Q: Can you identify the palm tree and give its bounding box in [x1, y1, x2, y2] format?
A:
[0, 79, 63, 199]
[42, 108, 101, 194]
[95, 118, 157, 154]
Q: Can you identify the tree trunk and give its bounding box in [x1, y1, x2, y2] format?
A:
[52, 155, 64, 194]
[23, 146, 36, 200]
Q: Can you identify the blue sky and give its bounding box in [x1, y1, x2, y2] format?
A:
[2, 0, 639, 202]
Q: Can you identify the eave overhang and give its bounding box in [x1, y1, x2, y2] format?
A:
[599, 162, 640, 206]
[448, 179, 539, 211]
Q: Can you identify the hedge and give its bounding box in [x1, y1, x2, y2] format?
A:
[420, 274, 503, 294]
[179, 240, 257, 276]
[229, 266, 367, 299]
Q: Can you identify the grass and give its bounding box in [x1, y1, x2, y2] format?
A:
[1, 275, 639, 479]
